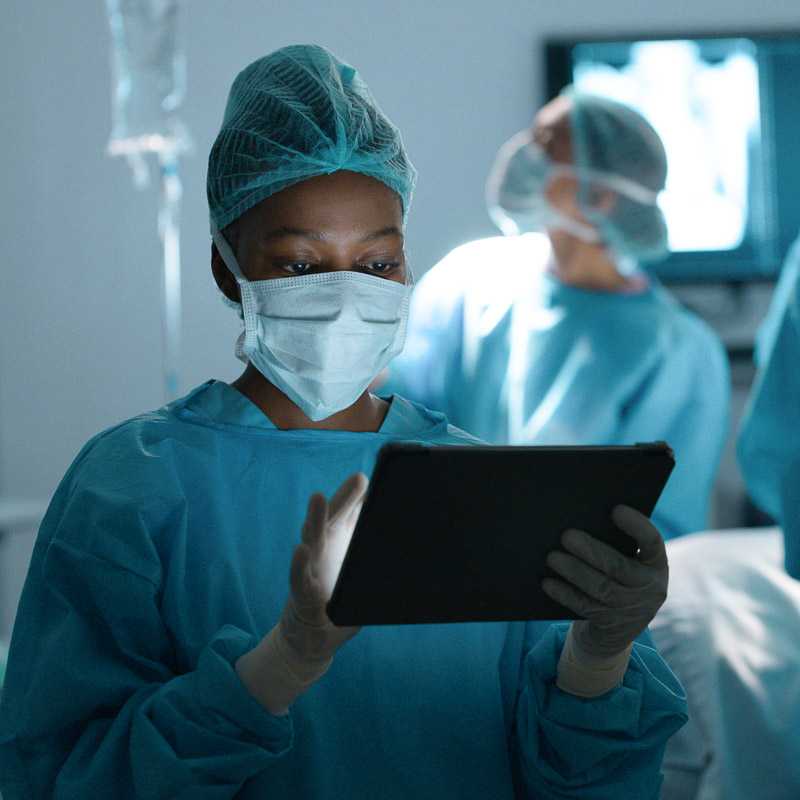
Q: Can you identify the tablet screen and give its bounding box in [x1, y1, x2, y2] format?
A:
[327, 442, 674, 626]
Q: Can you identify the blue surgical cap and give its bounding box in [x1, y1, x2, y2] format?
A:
[569, 90, 669, 261]
[207, 44, 416, 230]
[487, 89, 669, 263]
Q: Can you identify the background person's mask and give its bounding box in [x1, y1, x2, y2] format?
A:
[487, 131, 600, 243]
[212, 223, 412, 421]
[487, 130, 658, 247]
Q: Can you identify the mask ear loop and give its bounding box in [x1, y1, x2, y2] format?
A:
[210, 219, 246, 280]
[210, 218, 258, 357]
[405, 261, 416, 289]
[573, 167, 660, 207]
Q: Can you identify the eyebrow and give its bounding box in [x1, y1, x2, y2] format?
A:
[260, 225, 403, 244]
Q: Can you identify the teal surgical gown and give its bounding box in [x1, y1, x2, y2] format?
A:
[738, 234, 800, 578]
[0, 380, 687, 799]
[385, 234, 730, 539]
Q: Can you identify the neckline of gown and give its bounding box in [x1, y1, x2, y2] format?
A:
[176, 379, 442, 439]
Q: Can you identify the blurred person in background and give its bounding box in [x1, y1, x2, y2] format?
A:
[384, 90, 730, 540]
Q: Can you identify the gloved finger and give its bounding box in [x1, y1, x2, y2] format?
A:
[547, 550, 625, 606]
[301, 492, 327, 557]
[325, 474, 368, 564]
[612, 505, 667, 568]
[561, 529, 652, 587]
[338, 490, 366, 534]
[319, 496, 365, 597]
[541, 577, 599, 619]
[327, 472, 369, 524]
[289, 542, 322, 607]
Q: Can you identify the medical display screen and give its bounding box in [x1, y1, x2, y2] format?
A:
[546, 34, 800, 283]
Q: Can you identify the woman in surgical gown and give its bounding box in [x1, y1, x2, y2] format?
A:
[384, 92, 730, 540]
[0, 46, 687, 799]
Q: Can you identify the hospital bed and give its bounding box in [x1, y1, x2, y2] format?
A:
[652, 527, 800, 800]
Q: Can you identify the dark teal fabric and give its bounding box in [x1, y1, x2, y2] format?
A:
[0, 381, 686, 798]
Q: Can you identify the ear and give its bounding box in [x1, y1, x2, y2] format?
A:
[579, 183, 619, 217]
[211, 242, 241, 303]
[584, 184, 617, 215]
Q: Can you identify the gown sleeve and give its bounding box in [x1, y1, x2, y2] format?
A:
[0, 454, 292, 799]
[781, 457, 800, 580]
[512, 623, 688, 800]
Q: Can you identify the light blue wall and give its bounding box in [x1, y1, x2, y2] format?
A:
[1, 0, 800, 634]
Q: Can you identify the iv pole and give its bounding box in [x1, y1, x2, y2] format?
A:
[106, 0, 190, 402]
[158, 151, 182, 400]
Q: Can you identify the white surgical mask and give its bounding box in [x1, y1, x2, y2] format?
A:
[212, 222, 412, 421]
[486, 130, 658, 244]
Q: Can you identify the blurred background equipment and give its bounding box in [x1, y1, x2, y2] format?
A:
[106, 0, 190, 401]
[546, 32, 800, 283]
[0, 498, 47, 691]
[546, 31, 800, 283]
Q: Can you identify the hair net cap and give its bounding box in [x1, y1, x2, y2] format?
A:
[568, 89, 670, 261]
[207, 44, 416, 231]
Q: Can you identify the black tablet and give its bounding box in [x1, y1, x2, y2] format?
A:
[326, 442, 674, 626]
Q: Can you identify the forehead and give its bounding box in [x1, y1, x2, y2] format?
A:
[235, 171, 404, 239]
[533, 95, 573, 164]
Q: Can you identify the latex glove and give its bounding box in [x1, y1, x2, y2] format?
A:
[542, 505, 669, 659]
[236, 472, 367, 714]
[281, 471, 367, 663]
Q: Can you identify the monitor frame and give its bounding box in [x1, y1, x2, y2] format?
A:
[544, 28, 800, 286]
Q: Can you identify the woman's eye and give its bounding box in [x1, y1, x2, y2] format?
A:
[281, 262, 313, 275]
[362, 261, 399, 274]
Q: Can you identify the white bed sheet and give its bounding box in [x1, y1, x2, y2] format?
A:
[652, 527, 800, 800]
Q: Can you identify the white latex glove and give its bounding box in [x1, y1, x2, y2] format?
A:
[236, 472, 367, 714]
[281, 471, 367, 663]
[543, 505, 669, 659]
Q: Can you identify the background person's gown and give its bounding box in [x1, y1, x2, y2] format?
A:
[385, 233, 731, 540]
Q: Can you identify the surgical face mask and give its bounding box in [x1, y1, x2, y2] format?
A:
[212, 222, 412, 421]
[487, 132, 599, 243]
[486, 130, 658, 247]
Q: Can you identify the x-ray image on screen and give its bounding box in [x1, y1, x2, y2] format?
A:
[571, 39, 761, 254]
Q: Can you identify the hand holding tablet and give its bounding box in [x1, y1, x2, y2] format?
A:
[544, 505, 669, 657]
[327, 442, 674, 626]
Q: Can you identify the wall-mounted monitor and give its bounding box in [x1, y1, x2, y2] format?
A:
[546, 32, 800, 284]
